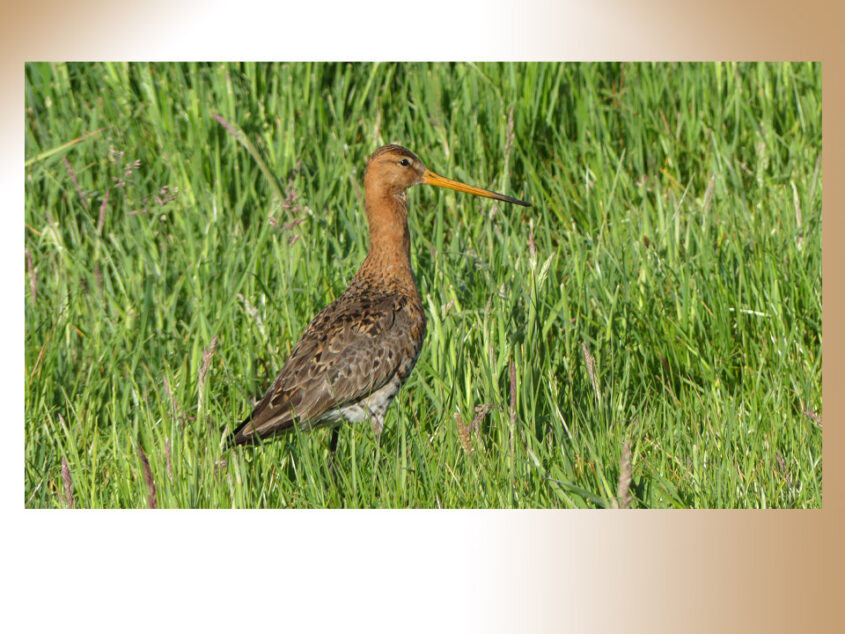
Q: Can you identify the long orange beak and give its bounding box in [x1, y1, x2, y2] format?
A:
[422, 169, 531, 207]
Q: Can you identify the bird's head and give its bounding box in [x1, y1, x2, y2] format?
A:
[364, 144, 531, 208]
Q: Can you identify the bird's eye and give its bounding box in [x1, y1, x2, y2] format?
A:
[399, 158, 411, 167]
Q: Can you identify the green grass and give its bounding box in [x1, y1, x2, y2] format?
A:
[24, 62, 822, 508]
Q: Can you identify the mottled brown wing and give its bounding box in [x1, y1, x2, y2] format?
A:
[230, 291, 420, 444]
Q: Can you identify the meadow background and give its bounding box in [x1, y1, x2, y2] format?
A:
[24, 62, 821, 508]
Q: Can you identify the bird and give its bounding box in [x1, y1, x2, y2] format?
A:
[226, 144, 530, 448]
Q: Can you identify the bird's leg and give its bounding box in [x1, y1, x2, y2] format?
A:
[327, 426, 340, 481]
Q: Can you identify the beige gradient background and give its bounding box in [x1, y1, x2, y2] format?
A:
[5, 1, 841, 631]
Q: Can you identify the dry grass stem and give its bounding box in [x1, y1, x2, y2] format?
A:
[614, 440, 633, 509]
[61, 455, 74, 509]
[471, 403, 494, 436]
[454, 412, 473, 455]
[582, 342, 599, 401]
[165, 437, 173, 484]
[802, 409, 822, 428]
[199, 335, 218, 389]
[138, 447, 158, 509]
[63, 156, 88, 210]
[97, 188, 109, 235]
[776, 451, 792, 485]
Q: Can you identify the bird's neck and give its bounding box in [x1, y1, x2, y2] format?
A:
[356, 189, 416, 291]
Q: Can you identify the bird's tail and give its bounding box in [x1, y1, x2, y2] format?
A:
[222, 416, 255, 449]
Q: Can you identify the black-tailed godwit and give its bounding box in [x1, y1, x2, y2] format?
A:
[228, 144, 529, 447]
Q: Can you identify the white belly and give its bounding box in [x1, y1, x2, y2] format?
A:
[310, 373, 403, 433]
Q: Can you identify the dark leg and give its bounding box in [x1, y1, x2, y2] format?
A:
[327, 427, 340, 480]
[329, 427, 340, 453]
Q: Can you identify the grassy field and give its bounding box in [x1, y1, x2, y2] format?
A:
[24, 62, 821, 508]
